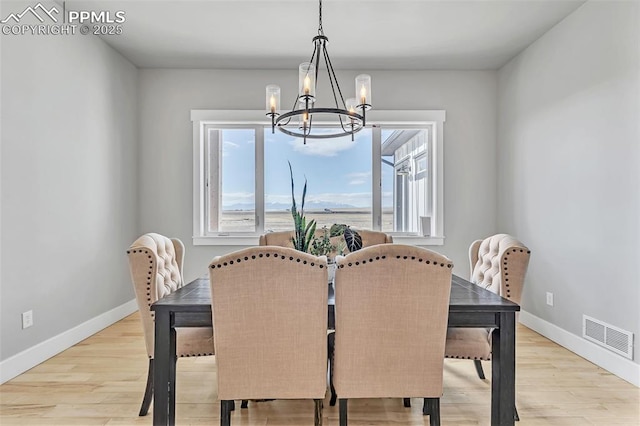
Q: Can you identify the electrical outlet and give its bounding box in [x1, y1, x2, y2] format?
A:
[546, 292, 554, 307]
[22, 310, 33, 329]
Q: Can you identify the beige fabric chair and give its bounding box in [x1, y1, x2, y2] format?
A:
[259, 229, 393, 253]
[127, 233, 214, 416]
[445, 234, 530, 380]
[209, 246, 328, 426]
[333, 244, 453, 426]
[261, 229, 394, 407]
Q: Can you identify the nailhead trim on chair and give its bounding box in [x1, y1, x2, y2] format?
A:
[445, 355, 491, 360]
[339, 255, 453, 269]
[210, 251, 326, 269]
[504, 250, 511, 298]
[126, 249, 155, 308]
[180, 353, 215, 357]
[502, 247, 530, 299]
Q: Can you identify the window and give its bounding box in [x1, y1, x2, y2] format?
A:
[264, 127, 373, 232]
[192, 110, 445, 245]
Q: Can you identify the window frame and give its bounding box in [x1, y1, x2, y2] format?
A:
[191, 109, 445, 246]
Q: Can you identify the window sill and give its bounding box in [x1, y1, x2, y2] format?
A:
[390, 235, 445, 246]
[193, 236, 261, 246]
[193, 235, 444, 247]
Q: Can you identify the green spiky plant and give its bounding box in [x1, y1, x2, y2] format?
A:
[289, 161, 316, 253]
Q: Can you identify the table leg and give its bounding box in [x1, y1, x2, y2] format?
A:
[492, 312, 516, 426]
[168, 342, 176, 423]
[153, 310, 176, 425]
[328, 332, 337, 406]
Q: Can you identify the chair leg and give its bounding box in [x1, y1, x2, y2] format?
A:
[328, 332, 337, 406]
[515, 406, 520, 421]
[403, 398, 411, 407]
[339, 399, 348, 426]
[314, 399, 323, 426]
[429, 398, 441, 426]
[473, 359, 486, 379]
[423, 398, 440, 425]
[138, 359, 154, 416]
[241, 400, 248, 409]
[220, 400, 233, 426]
[422, 398, 431, 415]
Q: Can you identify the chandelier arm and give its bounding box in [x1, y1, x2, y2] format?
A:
[339, 115, 356, 141]
[321, 46, 340, 109]
[314, 40, 322, 91]
[279, 115, 293, 127]
[338, 115, 352, 133]
[322, 43, 347, 109]
[307, 38, 319, 72]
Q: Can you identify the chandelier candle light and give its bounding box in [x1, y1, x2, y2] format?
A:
[265, 0, 372, 144]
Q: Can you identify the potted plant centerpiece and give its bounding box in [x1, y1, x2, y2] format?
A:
[288, 162, 363, 284]
[309, 227, 340, 283]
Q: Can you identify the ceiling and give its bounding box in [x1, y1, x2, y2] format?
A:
[70, 0, 585, 70]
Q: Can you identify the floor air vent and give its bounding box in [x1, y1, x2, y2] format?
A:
[583, 315, 633, 360]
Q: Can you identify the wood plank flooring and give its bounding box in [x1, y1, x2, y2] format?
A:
[1, 313, 638, 425]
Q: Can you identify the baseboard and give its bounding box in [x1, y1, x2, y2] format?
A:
[519, 310, 640, 387]
[0, 299, 138, 384]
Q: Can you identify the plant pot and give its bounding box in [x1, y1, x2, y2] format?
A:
[327, 260, 337, 284]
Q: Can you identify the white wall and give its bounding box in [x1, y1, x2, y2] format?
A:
[497, 0, 640, 373]
[0, 4, 139, 366]
[138, 69, 498, 282]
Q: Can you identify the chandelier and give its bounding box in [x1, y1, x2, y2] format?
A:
[265, 0, 372, 144]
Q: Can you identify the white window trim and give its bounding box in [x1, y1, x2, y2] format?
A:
[191, 110, 445, 246]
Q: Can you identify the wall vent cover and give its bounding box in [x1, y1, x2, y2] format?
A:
[583, 315, 633, 360]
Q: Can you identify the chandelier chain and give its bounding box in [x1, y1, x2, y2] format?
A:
[318, 0, 324, 35]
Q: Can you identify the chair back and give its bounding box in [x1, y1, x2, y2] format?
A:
[469, 234, 530, 304]
[259, 229, 392, 254]
[334, 244, 453, 398]
[209, 246, 328, 400]
[127, 233, 184, 357]
[258, 230, 295, 247]
[356, 229, 394, 246]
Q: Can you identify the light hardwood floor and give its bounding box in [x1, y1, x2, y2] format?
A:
[1, 313, 638, 425]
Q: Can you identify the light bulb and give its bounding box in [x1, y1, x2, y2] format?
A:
[304, 75, 311, 95]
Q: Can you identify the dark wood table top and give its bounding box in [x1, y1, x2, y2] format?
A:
[152, 274, 520, 314]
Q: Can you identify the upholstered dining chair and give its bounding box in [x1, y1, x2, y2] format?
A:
[259, 228, 393, 407]
[444, 233, 530, 420]
[333, 244, 453, 426]
[127, 233, 214, 416]
[209, 246, 328, 426]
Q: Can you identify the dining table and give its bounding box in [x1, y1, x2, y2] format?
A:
[151, 274, 519, 426]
